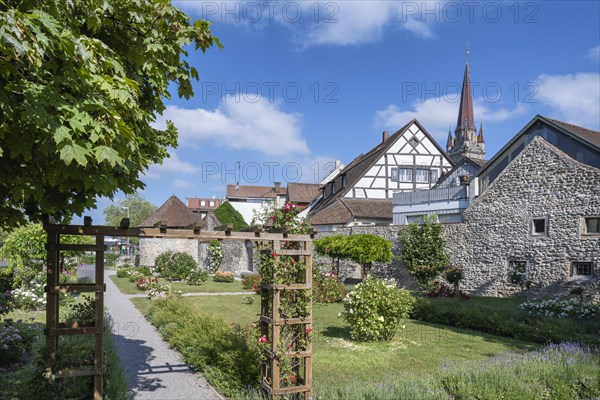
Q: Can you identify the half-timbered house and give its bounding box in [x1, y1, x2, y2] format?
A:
[309, 119, 453, 231]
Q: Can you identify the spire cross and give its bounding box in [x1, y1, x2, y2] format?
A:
[465, 41, 471, 62]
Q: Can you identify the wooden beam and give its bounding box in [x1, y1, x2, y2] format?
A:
[94, 235, 105, 400]
[55, 367, 103, 378]
[46, 283, 104, 294]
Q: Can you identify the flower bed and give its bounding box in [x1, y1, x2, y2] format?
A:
[213, 271, 234, 283]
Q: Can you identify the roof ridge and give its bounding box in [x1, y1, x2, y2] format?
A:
[545, 116, 600, 135]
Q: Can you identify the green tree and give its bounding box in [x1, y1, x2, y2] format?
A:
[103, 193, 156, 227]
[313, 234, 349, 275]
[0, 0, 222, 228]
[214, 202, 249, 231]
[400, 214, 450, 288]
[345, 234, 393, 279]
[0, 223, 93, 288]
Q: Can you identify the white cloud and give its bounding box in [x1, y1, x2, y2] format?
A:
[536, 72, 600, 129]
[156, 96, 309, 156]
[175, 1, 437, 47]
[586, 45, 600, 62]
[374, 96, 527, 141]
[173, 179, 198, 189]
[145, 150, 199, 179]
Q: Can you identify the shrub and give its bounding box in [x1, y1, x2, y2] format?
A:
[115, 267, 132, 278]
[0, 290, 14, 316]
[10, 282, 45, 310]
[64, 297, 95, 327]
[146, 298, 260, 396]
[214, 271, 235, 283]
[342, 277, 415, 341]
[313, 271, 346, 303]
[135, 277, 160, 291]
[400, 214, 449, 288]
[127, 270, 144, 282]
[0, 319, 37, 365]
[186, 270, 209, 285]
[207, 240, 224, 273]
[410, 296, 600, 344]
[155, 251, 197, 280]
[426, 280, 470, 300]
[519, 297, 599, 319]
[241, 274, 262, 293]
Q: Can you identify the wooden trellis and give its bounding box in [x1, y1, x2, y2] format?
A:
[42, 218, 313, 400]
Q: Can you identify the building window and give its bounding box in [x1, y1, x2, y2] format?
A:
[200, 200, 206, 206]
[408, 136, 420, 148]
[430, 169, 439, 183]
[209, 201, 215, 207]
[571, 262, 593, 277]
[415, 169, 429, 183]
[391, 167, 413, 183]
[584, 217, 600, 234]
[531, 217, 547, 236]
[342, 174, 347, 188]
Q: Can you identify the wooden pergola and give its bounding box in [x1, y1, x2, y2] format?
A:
[43, 216, 314, 400]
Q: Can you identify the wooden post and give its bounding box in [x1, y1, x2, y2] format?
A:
[94, 235, 105, 399]
[45, 230, 59, 373]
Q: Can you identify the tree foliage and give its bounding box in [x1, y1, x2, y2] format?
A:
[102, 192, 156, 227]
[314, 234, 393, 278]
[0, 0, 222, 228]
[214, 202, 249, 231]
[400, 214, 450, 288]
[0, 223, 93, 288]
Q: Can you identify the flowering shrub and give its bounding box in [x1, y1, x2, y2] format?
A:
[11, 281, 45, 310]
[207, 240, 224, 273]
[185, 270, 209, 285]
[116, 267, 133, 278]
[519, 297, 599, 319]
[313, 270, 346, 303]
[342, 277, 415, 341]
[241, 273, 262, 293]
[127, 270, 144, 283]
[426, 280, 470, 300]
[146, 284, 169, 301]
[135, 277, 160, 291]
[213, 271, 235, 283]
[155, 251, 197, 280]
[0, 319, 36, 365]
[342, 276, 415, 341]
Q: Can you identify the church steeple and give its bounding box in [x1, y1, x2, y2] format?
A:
[446, 125, 453, 151]
[447, 48, 486, 164]
[455, 50, 476, 136]
[477, 122, 485, 144]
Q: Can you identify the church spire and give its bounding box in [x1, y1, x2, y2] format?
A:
[446, 125, 453, 150]
[455, 50, 476, 135]
[477, 121, 485, 143]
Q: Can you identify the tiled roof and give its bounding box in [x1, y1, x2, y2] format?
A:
[226, 184, 286, 199]
[138, 195, 203, 228]
[287, 183, 320, 204]
[546, 118, 600, 147]
[309, 198, 392, 226]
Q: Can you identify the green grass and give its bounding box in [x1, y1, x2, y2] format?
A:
[135, 294, 535, 390]
[110, 275, 251, 295]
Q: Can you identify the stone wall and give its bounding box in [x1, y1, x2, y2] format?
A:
[323, 138, 599, 303]
[139, 238, 253, 275]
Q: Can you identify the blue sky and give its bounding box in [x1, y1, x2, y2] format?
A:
[87, 0, 600, 223]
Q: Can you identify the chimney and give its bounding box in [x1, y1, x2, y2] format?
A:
[382, 131, 390, 142]
[274, 181, 281, 192]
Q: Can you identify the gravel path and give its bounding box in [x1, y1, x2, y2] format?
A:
[101, 268, 224, 400]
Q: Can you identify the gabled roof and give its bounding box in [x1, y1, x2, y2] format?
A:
[434, 157, 485, 187]
[139, 195, 203, 228]
[310, 119, 453, 217]
[477, 115, 600, 178]
[309, 198, 392, 226]
[287, 183, 320, 204]
[226, 184, 286, 199]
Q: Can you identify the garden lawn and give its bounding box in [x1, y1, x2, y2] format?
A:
[134, 295, 535, 389]
[110, 275, 251, 294]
